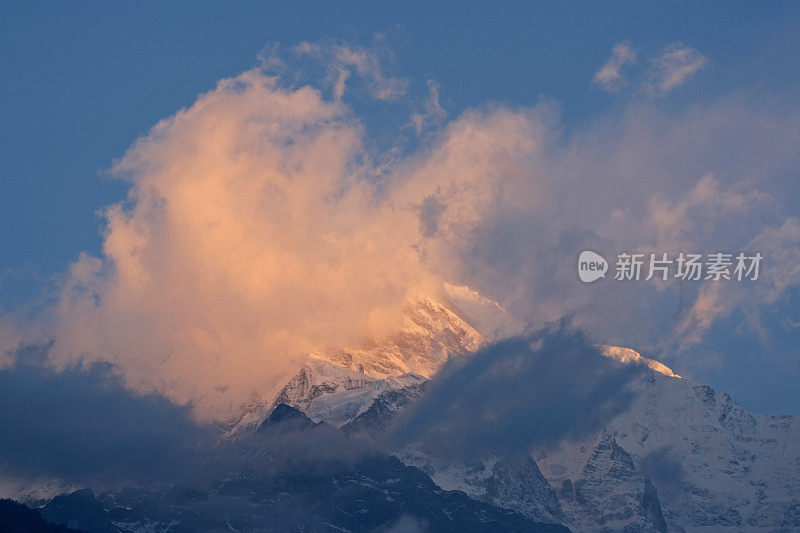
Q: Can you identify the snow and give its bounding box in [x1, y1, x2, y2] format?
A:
[601, 345, 681, 378]
[442, 282, 523, 339]
[227, 296, 481, 435]
[534, 366, 800, 530]
[225, 291, 800, 530]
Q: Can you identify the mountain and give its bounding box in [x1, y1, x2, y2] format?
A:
[224, 294, 800, 532]
[539, 432, 668, 532]
[341, 382, 428, 437]
[24, 463, 568, 533]
[319, 296, 484, 379]
[227, 297, 483, 437]
[397, 451, 567, 526]
[534, 355, 800, 531]
[27, 409, 569, 533]
[40, 489, 114, 533]
[14, 292, 799, 532]
[0, 498, 78, 532]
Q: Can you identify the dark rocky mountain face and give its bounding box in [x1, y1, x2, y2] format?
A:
[19, 406, 569, 533]
[9, 300, 800, 532]
[341, 382, 429, 437]
[550, 434, 667, 533]
[0, 498, 78, 532]
[40, 489, 115, 533]
[257, 402, 318, 431]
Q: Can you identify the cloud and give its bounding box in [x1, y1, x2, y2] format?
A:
[638, 447, 685, 499]
[294, 40, 408, 101]
[379, 514, 429, 533]
[640, 173, 769, 252]
[593, 42, 637, 92]
[645, 42, 707, 96]
[51, 69, 439, 421]
[16, 45, 798, 422]
[401, 96, 800, 360]
[410, 79, 446, 134]
[594, 41, 707, 97]
[0, 315, 24, 369]
[0, 343, 213, 488]
[676, 217, 800, 347]
[388, 323, 643, 457]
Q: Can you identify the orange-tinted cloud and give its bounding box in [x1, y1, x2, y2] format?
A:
[42, 57, 800, 421]
[52, 70, 437, 421]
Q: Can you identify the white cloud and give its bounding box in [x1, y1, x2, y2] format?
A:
[27, 50, 800, 421]
[51, 70, 434, 421]
[294, 40, 408, 101]
[410, 79, 446, 134]
[645, 42, 707, 96]
[593, 42, 637, 92]
[676, 217, 800, 347]
[644, 173, 769, 252]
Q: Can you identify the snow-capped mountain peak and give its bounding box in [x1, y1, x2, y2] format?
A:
[226, 290, 799, 531]
[601, 345, 681, 378]
[227, 295, 481, 436]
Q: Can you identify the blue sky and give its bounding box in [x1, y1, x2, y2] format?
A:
[3, 1, 797, 276]
[2, 1, 800, 416]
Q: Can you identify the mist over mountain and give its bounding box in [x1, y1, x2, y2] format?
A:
[3, 5, 800, 530]
[2, 295, 798, 531]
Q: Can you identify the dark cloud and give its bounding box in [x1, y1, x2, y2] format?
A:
[638, 446, 686, 497]
[0, 343, 214, 485]
[389, 322, 643, 457]
[210, 405, 378, 482]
